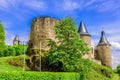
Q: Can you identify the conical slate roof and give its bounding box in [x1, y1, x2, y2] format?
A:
[78, 21, 90, 36]
[97, 30, 111, 46]
[14, 35, 20, 41]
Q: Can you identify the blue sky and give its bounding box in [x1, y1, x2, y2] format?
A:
[0, 0, 120, 68]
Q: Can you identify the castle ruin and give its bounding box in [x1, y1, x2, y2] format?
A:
[29, 16, 59, 51]
[27, 16, 112, 68]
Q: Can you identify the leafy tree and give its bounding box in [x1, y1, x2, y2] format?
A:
[117, 64, 120, 75]
[2, 46, 16, 56]
[0, 21, 6, 51]
[0, 44, 28, 57]
[14, 44, 28, 56]
[14, 45, 23, 55]
[47, 17, 89, 71]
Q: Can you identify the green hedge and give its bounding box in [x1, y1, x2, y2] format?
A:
[0, 72, 79, 80]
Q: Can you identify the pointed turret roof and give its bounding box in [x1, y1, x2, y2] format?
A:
[14, 35, 20, 41]
[97, 30, 111, 46]
[78, 21, 90, 36]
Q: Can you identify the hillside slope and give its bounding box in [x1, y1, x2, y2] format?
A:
[0, 56, 23, 72]
[0, 56, 119, 80]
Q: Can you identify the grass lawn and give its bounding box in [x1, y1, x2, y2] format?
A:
[0, 56, 23, 72]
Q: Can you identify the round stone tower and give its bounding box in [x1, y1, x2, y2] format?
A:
[78, 21, 91, 48]
[29, 16, 59, 51]
[78, 21, 91, 58]
[97, 30, 112, 67]
[26, 16, 60, 70]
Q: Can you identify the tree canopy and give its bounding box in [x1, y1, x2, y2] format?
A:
[47, 17, 89, 72]
[0, 21, 5, 51]
[0, 44, 28, 57]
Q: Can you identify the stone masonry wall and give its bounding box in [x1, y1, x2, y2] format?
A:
[29, 17, 59, 51]
[80, 35, 91, 59]
[80, 35, 91, 48]
[97, 45, 112, 67]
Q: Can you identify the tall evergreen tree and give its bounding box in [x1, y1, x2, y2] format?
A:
[0, 21, 6, 51]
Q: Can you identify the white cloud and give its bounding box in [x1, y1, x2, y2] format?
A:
[97, 0, 120, 12]
[112, 53, 120, 69]
[62, 0, 81, 11]
[109, 35, 120, 42]
[0, 0, 17, 11]
[60, 0, 120, 13]
[0, 0, 46, 12]
[0, 0, 119, 14]
[110, 41, 120, 50]
[24, 0, 46, 10]
[94, 0, 120, 13]
[84, 0, 96, 7]
[0, 0, 10, 10]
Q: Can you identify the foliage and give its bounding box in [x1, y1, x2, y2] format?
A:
[0, 21, 6, 51]
[0, 72, 79, 80]
[0, 57, 23, 72]
[14, 44, 27, 56]
[0, 44, 28, 57]
[2, 46, 16, 56]
[117, 64, 120, 75]
[86, 60, 114, 80]
[47, 17, 89, 72]
[0, 56, 118, 80]
[8, 55, 29, 70]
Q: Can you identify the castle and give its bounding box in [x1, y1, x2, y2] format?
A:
[78, 21, 112, 67]
[13, 16, 112, 68]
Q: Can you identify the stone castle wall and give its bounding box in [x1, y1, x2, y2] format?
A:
[80, 35, 91, 59]
[29, 17, 59, 51]
[97, 45, 112, 67]
[80, 35, 91, 48]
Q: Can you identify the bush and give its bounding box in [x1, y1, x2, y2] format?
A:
[3, 46, 16, 56]
[100, 67, 113, 78]
[117, 64, 120, 75]
[8, 55, 28, 69]
[0, 44, 28, 57]
[0, 72, 79, 80]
